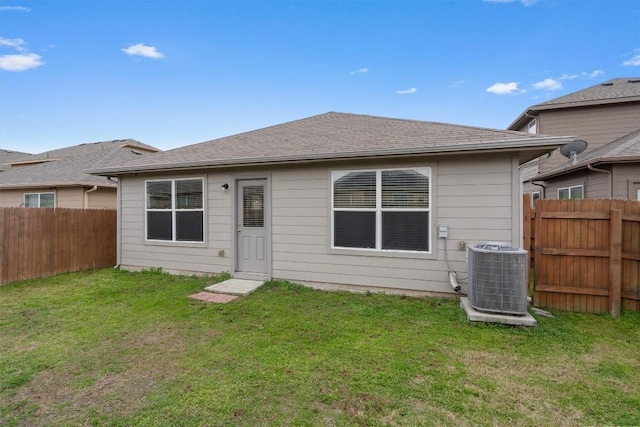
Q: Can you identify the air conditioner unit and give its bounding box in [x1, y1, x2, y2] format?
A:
[467, 242, 528, 315]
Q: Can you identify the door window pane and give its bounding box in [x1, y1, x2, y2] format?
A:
[243, 185, 264, 227]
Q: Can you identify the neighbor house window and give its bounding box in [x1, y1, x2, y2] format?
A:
[146, 178, 204, 242]
[528, 119, 537, 134]
[24, 192, 55, 208]
[558, 185, 583, 200]
[332, 168, 431, 252]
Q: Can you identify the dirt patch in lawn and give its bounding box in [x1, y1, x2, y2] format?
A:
[463, 351, 584, 426]
[9, 328, 187, 426]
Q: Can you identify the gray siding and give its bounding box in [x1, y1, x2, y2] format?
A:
[119, 172, 232, 274]
[538, 103, 640, 173]
[118, 153, 521, 295]
[538, 163, 640, 200]
[613, 163, 640, 199]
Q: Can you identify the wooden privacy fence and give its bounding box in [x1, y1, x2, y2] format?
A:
[523, 196, 640, 316]
[0, 208, 116, 285]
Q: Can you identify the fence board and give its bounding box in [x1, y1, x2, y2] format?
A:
[0, 208, 116, 285]
[525, 198, 640, 315]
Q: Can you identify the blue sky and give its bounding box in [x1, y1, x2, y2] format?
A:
[1, 0, 639, 153]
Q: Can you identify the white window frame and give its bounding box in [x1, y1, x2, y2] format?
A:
[528, 118, 537, 134]
[558, 184, 584, 200]
[331, 167, 432, 254]
[23, 192, 55, 208]
[145, 178, 205, 243]
[531, 191, 540, 207]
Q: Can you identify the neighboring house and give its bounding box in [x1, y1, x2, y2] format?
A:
[508, 77, 640, 200]
[0, 139, 159, 209]
[529, 129, 640, 201]
[91, 112, 572, 295]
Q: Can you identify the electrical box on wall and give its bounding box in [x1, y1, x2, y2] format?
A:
[438, 225, 448, 239]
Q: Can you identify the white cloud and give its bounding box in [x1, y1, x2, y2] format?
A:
[484, 0, 538, 6]
[583, 70, 604, 78]
[0, 53, 44, 71]
[450, 80, 466, 88]
[532, 78, 562, 91]
[0, 37, 26, 52]
[395, 87, 417, 95]
[623, 50, 640, 66]
[0, 6, 30, 12]
[557, 73, 580, 80]
[623, 55, 640, 66]
[486, 82, 523, 95]
[121, 43, 164, 59]
[350, 68, 368, 75]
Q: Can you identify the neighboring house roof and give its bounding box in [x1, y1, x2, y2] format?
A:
[90, 112, 574, 175]
[509, 77, 640, 130]
[531, 128, 640, 180]
[0, 142, 158, 189]
[0, 149, 32, 172]
[6, 139, 159, 168]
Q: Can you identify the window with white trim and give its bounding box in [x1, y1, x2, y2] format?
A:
[558, 185, 583, 200]
[332, 168, 431, 252]
[145, 178, 204, 242]
[531, 191, 540, 207]
[24, 192, 55, 208]
[528, 119, 537, 134]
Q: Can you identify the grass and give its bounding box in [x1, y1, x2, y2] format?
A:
[0, 269, 639, 426]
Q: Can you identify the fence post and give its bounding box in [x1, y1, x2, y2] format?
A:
[609, 209, 622, 317]
[523, 194, 532, 290]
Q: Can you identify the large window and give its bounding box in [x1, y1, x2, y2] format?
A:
[24, 192, 55, 208]
[146, 178, 204, 242]
[332, 168, 431, 252]
[558, 185, 583, 200]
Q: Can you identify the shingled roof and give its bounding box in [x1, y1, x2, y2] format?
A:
[0, 149, 32, 172]
[509, 77, 640, 130]
[533, 128, 640, 180]
[7, 139, 158, 167]
[90, 112, 573, 175]
[0, 141, 158, 188]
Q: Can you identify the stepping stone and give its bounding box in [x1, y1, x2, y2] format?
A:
[189, 292, 238, 303]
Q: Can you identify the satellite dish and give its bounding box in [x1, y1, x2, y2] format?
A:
[560, 140, 588, 165]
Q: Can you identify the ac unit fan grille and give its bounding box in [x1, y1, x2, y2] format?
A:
[467, 242, 528, 315]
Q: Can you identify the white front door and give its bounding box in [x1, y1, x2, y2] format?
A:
[236, 179, 269, 278]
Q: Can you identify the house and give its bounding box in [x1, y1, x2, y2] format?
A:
[528, 129, 640, 200]
[0, 139, 159, 209]
[90, 112, 573, 295]
[508, 77, 640, 200]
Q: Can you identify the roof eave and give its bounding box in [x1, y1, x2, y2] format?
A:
[529, 156, 640, 181]
[89, 136, 574, 176]
[0, 182, 116, 189]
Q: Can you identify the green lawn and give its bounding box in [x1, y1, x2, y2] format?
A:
[1, 269, 638, 426]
